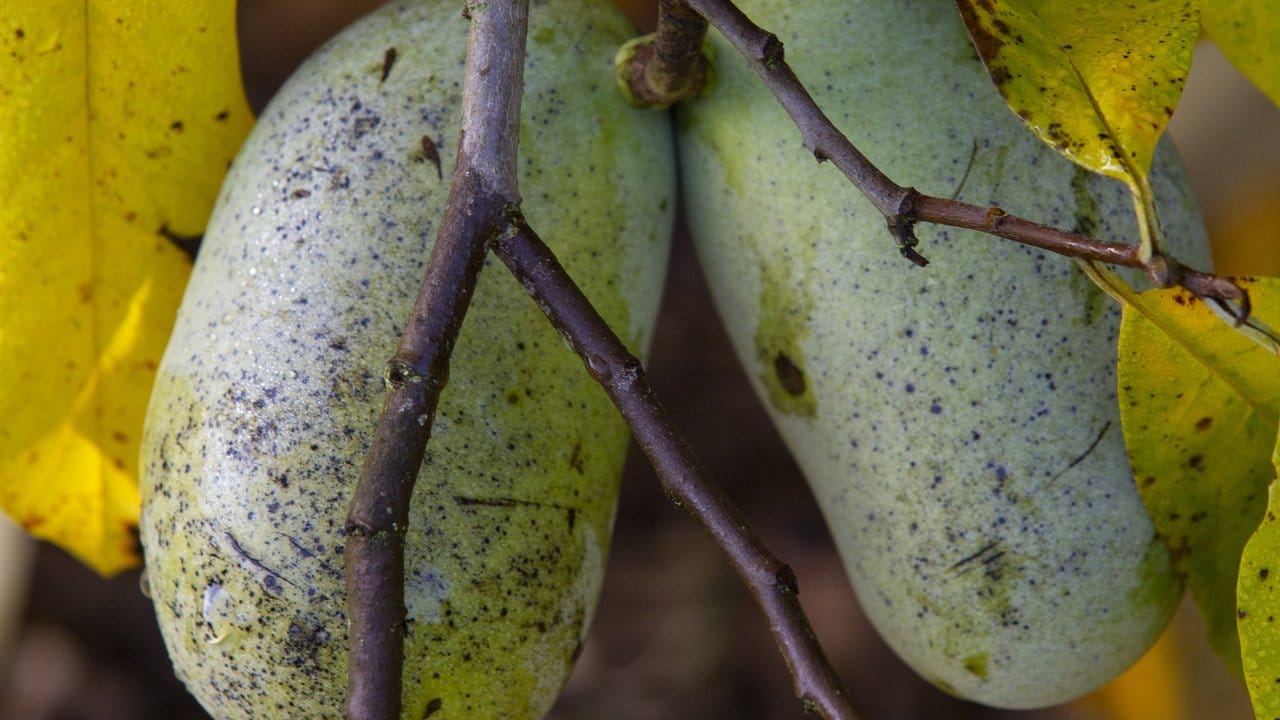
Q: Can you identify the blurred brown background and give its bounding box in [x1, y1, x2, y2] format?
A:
[1, 1, 1276, 718]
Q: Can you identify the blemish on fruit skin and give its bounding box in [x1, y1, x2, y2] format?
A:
[419, 136, 443, 180]
[963, 652, 990, 679]
[753, 243, 816, 418]
[380, 47, 397, 83]
[773, 352, 806, 395]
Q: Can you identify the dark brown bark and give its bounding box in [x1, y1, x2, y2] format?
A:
[343, 1, 528, 718]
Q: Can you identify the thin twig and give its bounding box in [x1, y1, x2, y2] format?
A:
[492, 215, 859, 720]
[675, 0, 1247, 309]
[342, 2, 528, 719]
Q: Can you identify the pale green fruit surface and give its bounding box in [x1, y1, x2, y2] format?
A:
[138, 1, 674, 718]
[678, 0, 1210, 709]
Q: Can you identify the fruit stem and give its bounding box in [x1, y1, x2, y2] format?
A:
[615, 0, 711, 109]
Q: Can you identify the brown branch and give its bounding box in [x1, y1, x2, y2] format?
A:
[342, 2, 528, 719]
[674, 0, 1248, 312]
[492, 215, 859, 720]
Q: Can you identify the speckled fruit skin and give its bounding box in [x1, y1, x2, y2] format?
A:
[138, 1, 674, 718]
[678, 0, 1209, 709]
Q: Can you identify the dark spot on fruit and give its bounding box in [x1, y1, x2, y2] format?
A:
[423, 698, 443, 718]
[380, 47, 398, 83]
[1261, 568, 1270, 581]
[1195, 416, 1212, 431]
[284, 612, 332, 674]
[1188, 454, 1203, 469]
[421, 136, 443, 180]
[568, 443, 584, 474]
[169, 120, 183, 132]
[215, 109, 230, 122]
[352, 114, 381, 139]
[774, 352, 806, 396]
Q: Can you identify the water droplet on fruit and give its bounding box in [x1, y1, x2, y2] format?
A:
[202, 583, 237, 645]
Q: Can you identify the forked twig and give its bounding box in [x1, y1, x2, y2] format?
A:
[345, 1, 856, 719]
[493, 215, 859, 720]
[343, 1, 526, 718]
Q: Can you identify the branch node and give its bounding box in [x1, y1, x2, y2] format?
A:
[1182, 266, 1252, 325]
[1144, 252, 1175, 288]
[760, 33, 785, 70]
[775, 565, 799, 596]
[886, 189, 928, 267]
[385, 359, 424, 388]
[614, 0, 712, 110]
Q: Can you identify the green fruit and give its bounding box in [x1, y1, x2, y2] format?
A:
[139, 1, 674, 718]
[677, 0, 1208, 709]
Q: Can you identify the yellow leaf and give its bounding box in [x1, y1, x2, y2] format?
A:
[1201, 0, 1280, 108]
[1117, 276, 1280, 676]
[0, 3, 252, 574]
[1237, 436, 1280, 719]
[956, 0, 1198, 261]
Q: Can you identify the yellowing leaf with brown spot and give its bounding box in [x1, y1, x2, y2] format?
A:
[1117, 276, 1280, 676]
[1202, 0, 1280, 108]
[1237, 436, 1280, 719]
[956, 0, 1198, 261]
[0, 3, 252, 575]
